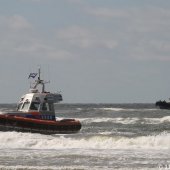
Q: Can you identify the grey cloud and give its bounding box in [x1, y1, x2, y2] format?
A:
[56, 26, 118, 50]
[0, 15, 72, 60]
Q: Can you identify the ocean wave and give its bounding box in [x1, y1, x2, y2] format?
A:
[80, 117, 139, 124]
[99, 108, 158, 112]
[99, 108, 134, 111]
[0, 165, 94, 170]
[0, 131, 170, 150]
[160, 116, 170, 123]
[0, 165, 154, 170]
[142, 116, 170, 124]
[0, 166, 58, 170]
[80, 116, 170, 125]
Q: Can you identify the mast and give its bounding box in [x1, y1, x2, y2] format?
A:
[33, 68, 45, 93]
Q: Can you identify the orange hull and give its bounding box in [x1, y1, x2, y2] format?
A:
[0, 114, 81, 134]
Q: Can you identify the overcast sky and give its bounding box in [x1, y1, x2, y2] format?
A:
[0, 0, 170, 103]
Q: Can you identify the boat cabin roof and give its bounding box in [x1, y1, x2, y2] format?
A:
[17, 92, 61, 113]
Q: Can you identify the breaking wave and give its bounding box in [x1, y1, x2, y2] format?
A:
[80, 116, 170, 125]
[0, 165, 155, 170]
[99, 108, 158, 112]
[101, 108, 128, 111]
[0, 131, 170, 150]
[80, 117, 139, 124]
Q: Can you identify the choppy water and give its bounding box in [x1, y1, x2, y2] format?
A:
[0, 103, 170, 170]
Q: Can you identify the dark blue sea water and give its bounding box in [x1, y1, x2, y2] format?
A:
[0, 103, 169, 170]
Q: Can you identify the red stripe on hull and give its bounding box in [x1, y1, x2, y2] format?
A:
[0, 114, 81, 134]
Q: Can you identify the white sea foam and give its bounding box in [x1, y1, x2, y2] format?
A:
[101, 108, 126, 111]
[0, 165, 157, 170]
[0, 131, 170, 150]
[0, 165, 58, 170]
[79, 117, 139, 124]
[100, 107, 158, 112]
[93, 117, 139, 124]
[76, 108, 83, 111]
[0, 165, 96, 170]
[80, 116, 170, 125]
[160, 116, 170, 123]
[142, 116, 170, 124]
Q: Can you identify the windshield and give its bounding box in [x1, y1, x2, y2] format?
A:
[30, 102, 40, 110]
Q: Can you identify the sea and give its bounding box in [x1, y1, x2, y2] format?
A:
[0, 103, 169, 170]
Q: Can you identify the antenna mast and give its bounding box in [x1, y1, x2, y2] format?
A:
[38, 67, 41, 80]
[33, 67, 45, 93]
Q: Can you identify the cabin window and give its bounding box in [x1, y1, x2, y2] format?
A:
[22, 101, 30, 111]
[30, 102, 40, 110]
[42, 103, 52, 111]
[17, 103, 23, 110]
[49, 103, 53, 111]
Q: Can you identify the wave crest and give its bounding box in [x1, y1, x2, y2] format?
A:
[0, 131, 169, 150]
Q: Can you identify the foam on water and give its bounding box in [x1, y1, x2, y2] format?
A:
[101, 108, 127, 111]
[80, 117, 139, 124]
[100, 107, 158, 112]
[0, 166, 59, 170]
[80, 116, 170, 125]
[160, 116, 170, 123]
[0, 165, 158, 170]
[140, 116, 170, 124]
[0, 104, 169, 169]
[0, 165, 109, 170]
[0, 131, 170, 150]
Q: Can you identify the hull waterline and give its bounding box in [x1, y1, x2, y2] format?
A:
[0, 114, 81, 134]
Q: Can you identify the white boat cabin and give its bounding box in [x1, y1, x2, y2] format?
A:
[16, 68, 62, 120]
[17, 91, 62, 112]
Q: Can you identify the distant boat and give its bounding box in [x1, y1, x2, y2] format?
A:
[0, 68, 81, 134]
[155, 99, 170, 109]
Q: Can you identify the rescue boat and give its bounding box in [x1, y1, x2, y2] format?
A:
[0, 69, 81, 134]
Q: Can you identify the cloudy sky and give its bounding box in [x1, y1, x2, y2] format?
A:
[0, 0, 170, 103]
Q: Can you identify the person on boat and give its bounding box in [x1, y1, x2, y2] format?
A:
[30, 102, 40, 110]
